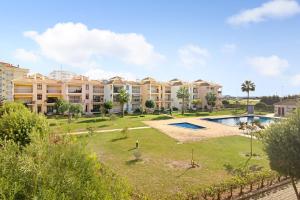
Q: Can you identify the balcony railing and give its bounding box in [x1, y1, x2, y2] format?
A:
[93, 89, 104, 93]
[69, 100, 82, 103]
[151, 89, 159, 93]
[132, 89, 140, 93]
[68, 89, 82, 93]
[47, 89, 61, 93]
[14, 88, 33, 93]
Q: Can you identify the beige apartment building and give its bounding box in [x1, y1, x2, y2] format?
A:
[0, 62, 29, 101]
[10, 65, 222, 114]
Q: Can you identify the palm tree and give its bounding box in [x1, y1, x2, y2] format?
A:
[241, 80, 256, 113]
[118, 88, 129, 117]
[176, 86, 190, 115]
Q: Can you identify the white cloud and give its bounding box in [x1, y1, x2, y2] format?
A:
[84, 68, 136, 81]
[291, 74, 300, 86]
[14, 48, 39, 62]
[248, 55, 289, 76]
[227, 0, 300, 26]
[23, 22, 164, 68]
[178, 44, 210, 68]
[221, 43, 237, 54]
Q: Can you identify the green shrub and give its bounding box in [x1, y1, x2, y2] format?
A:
[0, 136, 132, 199]
[0, 103, 49, 147]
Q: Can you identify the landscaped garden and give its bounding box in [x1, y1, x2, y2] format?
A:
[78, 128, 269, 199]
[47, 107, 271, 134]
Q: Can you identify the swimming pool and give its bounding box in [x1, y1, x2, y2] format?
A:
[203, 116, 276, 126]
[169, 122, 205, 130]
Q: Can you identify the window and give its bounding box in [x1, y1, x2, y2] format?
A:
[37, 84, 42, 90]
[86, 94, 89, 99]
[37, 94, 42, 100]
[86, 84, 89, 90]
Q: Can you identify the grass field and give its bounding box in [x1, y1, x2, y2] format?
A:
[228, 99, 260, 105]
[48, 108, 254, 134]
[78, 129, 269, 199]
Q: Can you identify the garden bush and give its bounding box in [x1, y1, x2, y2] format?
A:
[0, 103, 49, 147]
[0, 135, 132, 200]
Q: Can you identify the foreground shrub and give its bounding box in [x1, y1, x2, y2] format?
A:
[264, 108, 300, 198]
[0, 135, 132, 199]
[0, 103, 49, 147]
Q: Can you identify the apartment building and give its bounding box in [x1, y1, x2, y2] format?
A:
[190, 79, 222, 110]
[0, 62, 29, 101]
[13, 73, 105, 114]
[48, 70, 76, 81]
[10, 66, 222, 114]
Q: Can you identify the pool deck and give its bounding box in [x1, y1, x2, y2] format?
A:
[143, 115, 243, 142]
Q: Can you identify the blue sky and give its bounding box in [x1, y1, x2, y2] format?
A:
[1, 0, 300, 96]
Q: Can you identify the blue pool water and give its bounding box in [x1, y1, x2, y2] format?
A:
[204, 116, 276, 126]
[169, 122, 205, 130]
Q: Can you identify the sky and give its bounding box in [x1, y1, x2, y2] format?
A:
[1, 0, 300, 96]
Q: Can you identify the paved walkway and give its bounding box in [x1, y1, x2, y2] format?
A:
[66, 126, 151, 135]
[143, 117, 242, 142]
[252, 183, 300, 200]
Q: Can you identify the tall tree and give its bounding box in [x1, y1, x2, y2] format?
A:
[118, 88, 130, 117]
[205, 92, 217, 112]
[176, 86, 190, 115]
[264, 109, 300, 200]
[241, 80, 256, 113]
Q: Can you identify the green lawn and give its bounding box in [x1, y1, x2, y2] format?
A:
[172, 108, 246, 118]
[228, 99, 260, 105]
[48, 114, 158, 134]
[78, 129, 270, 199]
[48, 107, 271, 134]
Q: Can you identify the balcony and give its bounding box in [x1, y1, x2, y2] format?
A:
[47, 89, 62, 93]
[46, 97, 59, 104]
[68, 89, 82, 93]
[113, 87, 123, 93]
[132, 89, 140, 93]
[69, 99, 82, 103]
[93, 89, 104, 93]
[132, 87, 140, 93]
[14, 88, 33, 93]
[93, 95, 104, 103]
[151, 89, 159, 93]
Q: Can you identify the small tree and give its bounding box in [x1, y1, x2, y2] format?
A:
[54, 99, 66, 114]
[192, 99, 202, 110]
[69, 104, 83, 120]
[222, 100, 230, 108]
[206, 92, 217, 112]
[118, 88, 129, 117]
[264, 109, 300, 199]
[255, 102, 267, 111]
[176, 86, 190, 115]
[0, 102, 28, 116]
[145, 100, 155, 113]
[55, 99, 70, 115]
[104, 101, 113, 114]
